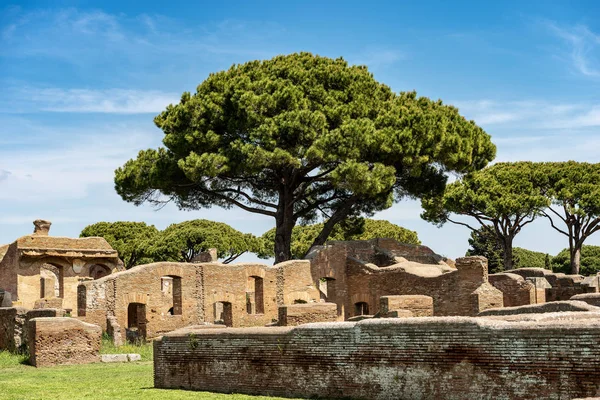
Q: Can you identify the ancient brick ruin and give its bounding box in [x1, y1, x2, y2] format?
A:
[77, 260, 320, 339]
[0, 220, 122, 311]
[154, 312, 600, 399]
[307, 239, 503, 318]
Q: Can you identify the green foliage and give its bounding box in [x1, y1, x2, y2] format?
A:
[115, 52, 495, 262]
[149, 219, 265, 263]
[513, 247, 549, 270]
[465, 225, 505, 273]
[537, 161, 600, 274]
[80, 222, 159, 269]
[261, 218, 420, 259]
[552, 245, 600, 276]
[423, 162, 549, 270]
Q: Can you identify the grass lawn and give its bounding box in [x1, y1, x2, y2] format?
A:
[0, 343, 292, 400]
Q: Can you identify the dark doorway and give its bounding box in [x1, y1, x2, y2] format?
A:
[214, 301, 233, 327]
[127, 303, 147, 343]
[354, 302, 369, 316]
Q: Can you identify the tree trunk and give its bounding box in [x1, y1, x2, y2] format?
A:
[274, 187, 296, 264]
[304, 197, 357, 257]
[501, 236, 514, 271]
[570, 246, 581, 275]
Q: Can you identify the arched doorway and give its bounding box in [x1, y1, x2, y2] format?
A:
[127, 303, 147, 343]
[89, 264, 111, 280]
[40, 263, 63, 298]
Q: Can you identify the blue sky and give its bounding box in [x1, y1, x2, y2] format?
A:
[1, 0, 600, 261]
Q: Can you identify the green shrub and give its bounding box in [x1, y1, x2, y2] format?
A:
[552, 245, 600, 276]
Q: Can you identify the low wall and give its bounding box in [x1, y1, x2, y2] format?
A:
[154, 317, 600, 399]
[0, 307, 61, 352]
[278, 303, 338, 326]
[28, 317, 101, 367]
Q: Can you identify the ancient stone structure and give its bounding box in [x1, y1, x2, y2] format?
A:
[0, 307, 62, 353]
[78, 260, 319, 339]
[27, 317, 101, 367]
[510, 268, 599, 301]
[478, 300, 600, 316]
[154, 314, 600, 399]
[0, 220, 122, 311]
[307, 239, 503, 318]
[380, 295, 434, 317]
[278, 303, 338, 326]
[571, 293, 600, 307]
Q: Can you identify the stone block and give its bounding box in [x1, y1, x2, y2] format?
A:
[101, 354, 128, 363]
[28, 317, 101, 367]
[380, 295, 433, 317]
[127, 353, 141, 362]
[278, 303, 338, 326]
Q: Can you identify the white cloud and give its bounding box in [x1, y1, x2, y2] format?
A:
[2, 87, 179, 114]
[545, 21, 600, 78]
[0, 119, 160, 202]
[454, 99, 600, 129]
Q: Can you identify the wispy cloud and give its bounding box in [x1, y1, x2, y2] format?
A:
[0, 118, 160, 202]
[544, 21, 600, 78]
[454, 99, 600, 129]
[0, 9, 281, 66]
[351, 49, 404, 69]
[2, 87, 179, 114]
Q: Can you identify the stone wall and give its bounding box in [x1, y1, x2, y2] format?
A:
[154, 316, 600, 399]
[278, 303, 338, 326]
[0, 307, 61, 352]
[509, 268, 599, 301]
[308, 240, 503, 318]
[78, 260, 319, 339]
[488, 273, 536, 307]
[379, 295, 433, 317]
[28, 317, 101, 367]
[0, 221, 121, 311]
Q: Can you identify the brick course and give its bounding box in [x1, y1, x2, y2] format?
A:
[154, 316, 600, 399]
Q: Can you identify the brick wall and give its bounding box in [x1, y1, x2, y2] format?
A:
[308, 242, 503, 318]
[154, 317, 600, 399]
[509, 268, 599, 301]
[380, 295, 433, 317]
[0, 307, 61, 352]
[278, 303, 338, 326]
[489, 273, 536, 307]
[28, 317, 101, 367]
[78, 260, 319, 339]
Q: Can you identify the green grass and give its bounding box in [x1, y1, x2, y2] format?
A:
[0, 351, 292, 400]
[99, 335, 153, 361]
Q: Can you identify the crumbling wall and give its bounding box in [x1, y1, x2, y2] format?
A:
[78, 260, 319, 338]
[308, 241, 503, 318]
[380, 295, 433, 317]
[509, 268, 599, 301]
[489, 273, 536, 307]
[0, 307, 62, 352]
[154, 317, 600, 399]
[278, 303, 337, 326]
[27, 317, 101, 367]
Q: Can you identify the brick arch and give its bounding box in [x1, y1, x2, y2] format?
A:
[122, 292, 148, 305]
[284, 291, 312, 304]
[151, 264, 186, 278]
[209, 290, 236, 304]
[350, 293, 370, 305]
[245, 266, 266, 279]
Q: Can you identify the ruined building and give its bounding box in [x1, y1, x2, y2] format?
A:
[78, 260, 320, 339]
[306, 238, 504, 318]
[0, 220, 122, 311]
